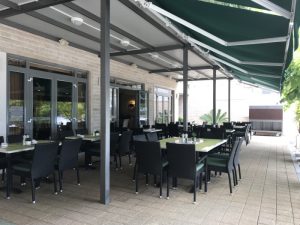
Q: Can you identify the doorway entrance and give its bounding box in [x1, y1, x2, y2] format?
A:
[110, 79, 148, 129]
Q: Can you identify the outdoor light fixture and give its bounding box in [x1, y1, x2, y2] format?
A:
[71, 17, 84, 26]
[120, 39, 130, 47]
[130, 63, 138, 68]
[58, 39, 69, 46]
[150, 54, 159, 60]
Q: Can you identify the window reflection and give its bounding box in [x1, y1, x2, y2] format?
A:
[77, 82, 86, 129]
[57, 81, 72, 131]
[8, 72, 24, 135]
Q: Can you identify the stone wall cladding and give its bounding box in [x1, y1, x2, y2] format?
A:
[0, 24, 177, 131]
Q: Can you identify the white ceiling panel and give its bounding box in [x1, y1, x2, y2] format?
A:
[73, 0, 179, 46]
[7, 14, 101, 51]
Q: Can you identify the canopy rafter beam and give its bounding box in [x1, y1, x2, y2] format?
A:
[211, 55, 281, 79]
[176, 77, 231, 82]
[250, 0, 292, 19]
[227, 36, 288, 47]
[110, 44, 183, 56]
[149, 65, 213, 73]
[189, 36, 283, 67]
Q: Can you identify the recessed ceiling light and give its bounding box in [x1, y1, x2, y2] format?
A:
[71, 17, 84, 26]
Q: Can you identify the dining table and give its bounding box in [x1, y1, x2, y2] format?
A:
[65, 134, 100, 142]
[143, 128, 162, 133]
[159, 137, 227, 153]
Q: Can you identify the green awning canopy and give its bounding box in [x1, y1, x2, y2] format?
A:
[150, 0, 300, 90]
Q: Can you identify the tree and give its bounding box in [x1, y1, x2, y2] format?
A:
[281, 44, 300, 131]
[281, 61, 300, 108]
[200, 109, 228, 125]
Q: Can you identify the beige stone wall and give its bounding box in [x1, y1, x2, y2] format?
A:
[0, 24, 176, 132]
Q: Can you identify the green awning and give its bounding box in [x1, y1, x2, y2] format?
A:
[150, 0, 299, 90]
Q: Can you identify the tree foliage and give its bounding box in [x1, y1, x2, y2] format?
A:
[200, 109, 228, 125]
[281, 61, 300, 108]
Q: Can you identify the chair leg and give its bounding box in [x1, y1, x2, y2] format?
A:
[145, 174, 149, 185]
[166, 170, 169, 199]
[233, 165, 238, 185]
[172, 177, 177, 189]
[114, 155, 118, 170]
[159, 170, 163, 198]
[20, 176, 26, 186]
[1, 169, 5, 182]
[128, 153, 132, 165]
[238, 164, 242, 179]
[31, 178, 35, 204]
[232, 167, 236, 186]
[135, 169, 139, 194]
[85, 154, 92, 167]
[227, 171, 232, 194]
[205, 164, 208, 192]
[53, 172, 58, 195]
[119, 154, 122, 169]
[193, 175, 197, 203]
[76, 168, 80, 185]
[199, 173, 202, 190]
[132, 163, 136, 181]
[58, 171, 63, 192]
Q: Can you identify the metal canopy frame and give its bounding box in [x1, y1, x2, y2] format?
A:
[63, 2, 195, 78]
[110, 44, 182, 56]
[0, 0, 240, 205]
[149, 65, 213, 73]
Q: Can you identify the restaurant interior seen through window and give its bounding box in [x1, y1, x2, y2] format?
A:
[154, 87, 174, 124]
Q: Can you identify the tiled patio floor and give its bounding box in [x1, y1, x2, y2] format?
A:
[0, 136, 300, 225]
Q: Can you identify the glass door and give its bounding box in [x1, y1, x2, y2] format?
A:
[138, 91, 148, 126]
[8, 72, 25, 136]
[7, 56, 88, 140]
[32, 77, 52, 139]
[56, 80, 74, 133]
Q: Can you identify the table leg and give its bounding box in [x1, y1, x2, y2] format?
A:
[6, 154, 11, 199]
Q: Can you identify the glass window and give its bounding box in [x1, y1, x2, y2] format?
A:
[110, 87, 118, 122]
[8, 57, 26, 68]
[33, 78, 52, 139]
[155, 87, 173, 124]
[57, 81, 73, 130]
[77, 82, 87, 129]
[139, 91, 148, 126]
[8, 72, 24, 135]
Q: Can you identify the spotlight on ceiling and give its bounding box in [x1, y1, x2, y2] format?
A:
[171, 63, 180, 68]
[120, 39, 130, 47]
[71, 17, 84, 26]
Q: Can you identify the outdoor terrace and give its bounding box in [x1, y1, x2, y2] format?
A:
[0, 136, 299, 225]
